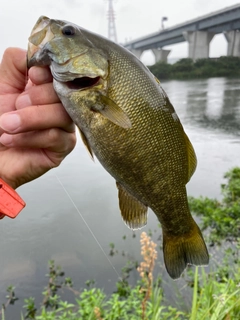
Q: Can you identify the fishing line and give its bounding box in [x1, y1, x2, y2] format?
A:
[41, 147, 121, 280]
[53, 172, 122, 280]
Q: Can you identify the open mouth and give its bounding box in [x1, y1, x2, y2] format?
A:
[66, 76, 101, 90]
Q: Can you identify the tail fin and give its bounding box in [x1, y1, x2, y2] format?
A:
[163, 222, 209, 280]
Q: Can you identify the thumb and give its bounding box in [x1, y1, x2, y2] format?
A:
[0, 48, 27, 94]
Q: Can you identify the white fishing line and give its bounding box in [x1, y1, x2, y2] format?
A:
[52, 169, 122, 280]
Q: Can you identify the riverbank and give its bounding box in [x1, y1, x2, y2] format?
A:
[149, 56, 240, 79]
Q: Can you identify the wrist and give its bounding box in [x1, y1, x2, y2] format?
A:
[0, 178, 26, 219]
[0, 174, 18, 190]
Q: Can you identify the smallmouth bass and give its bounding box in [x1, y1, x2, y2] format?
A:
[27, 16, 209, 279]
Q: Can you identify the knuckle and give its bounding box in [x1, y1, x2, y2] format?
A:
[48, 129, 76, 154]
[48, 128, 60, 143]
[66, 132, 77, 152]
[61, 132, 77, 155]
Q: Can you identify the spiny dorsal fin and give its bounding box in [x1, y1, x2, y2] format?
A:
[154, 76, 161, 84]
[184, 132, 197, 182]
[116, 182, 148, 230]
[78, 128, 94, 160]
[93, 95, 132, 129]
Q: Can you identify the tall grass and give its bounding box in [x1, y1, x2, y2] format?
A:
[190, 267, 240, 320]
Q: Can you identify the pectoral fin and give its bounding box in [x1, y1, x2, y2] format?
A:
[116, 182, 148, 230]
[93, 95, 132, 129]
[78, 128, 94, 160]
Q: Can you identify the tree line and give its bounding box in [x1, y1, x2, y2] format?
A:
[149, 56, 240, 79]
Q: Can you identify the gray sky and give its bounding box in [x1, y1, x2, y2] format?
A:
[1, 0, 239, 64]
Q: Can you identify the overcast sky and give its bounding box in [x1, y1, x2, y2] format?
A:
[1, 0, 239, 64]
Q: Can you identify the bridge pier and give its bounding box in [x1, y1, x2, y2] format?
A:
[152, 49, 171, 63]
[130, 48, 170, 63]
[183, 31, 215, 60]
[130, 49, 144, 60]
[224, 30, 240, 56]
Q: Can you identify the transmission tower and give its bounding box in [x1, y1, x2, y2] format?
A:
[107, 0, 118, 43]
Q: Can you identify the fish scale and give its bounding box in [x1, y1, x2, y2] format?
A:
[27, 16, 209, 279]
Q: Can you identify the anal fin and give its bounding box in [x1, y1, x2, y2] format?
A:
[116, 182, 148, 230]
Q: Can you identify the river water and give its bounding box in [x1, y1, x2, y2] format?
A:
[0, 77, 240, 317]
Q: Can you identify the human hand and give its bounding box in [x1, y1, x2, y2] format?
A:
[0, 48, 76, 189]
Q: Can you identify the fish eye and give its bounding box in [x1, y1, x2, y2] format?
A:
[62, 25, 76, 36]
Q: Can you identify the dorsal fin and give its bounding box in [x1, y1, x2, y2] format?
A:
[116, 182, 148, 230]
[184, 132, 197, 182]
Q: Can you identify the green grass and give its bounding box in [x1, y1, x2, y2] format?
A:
[190, 267, 240, 320]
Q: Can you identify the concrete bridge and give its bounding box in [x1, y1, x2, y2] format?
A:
[124, 4, 240, 62]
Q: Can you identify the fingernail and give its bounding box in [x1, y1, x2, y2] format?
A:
[0, 114, 21, 132]
[0, 133, 13, 146]
[16, 93, 32, 109]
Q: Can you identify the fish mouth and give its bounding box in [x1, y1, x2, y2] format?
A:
[50, 63, 102, 89]
[65, 76, 101, 90]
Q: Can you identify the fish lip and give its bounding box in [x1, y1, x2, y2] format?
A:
[27, 47, 53, 69]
